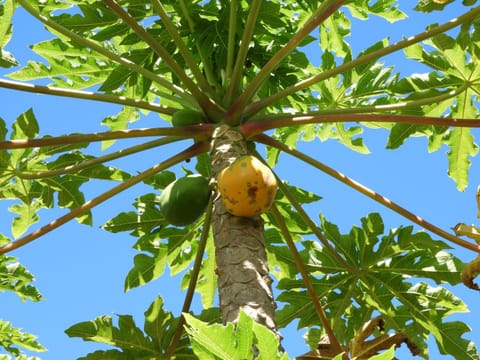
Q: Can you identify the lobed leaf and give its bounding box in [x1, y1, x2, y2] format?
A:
[0, 319, 45, 357]
[65, 296, 194, 358]
[0, 255, 42, 302]
[183, 310, 289, 360]
[276, 213, 473, 358]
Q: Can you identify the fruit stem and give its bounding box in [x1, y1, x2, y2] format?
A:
[255, 134, 480, 254]
[0, 141, 210, 255]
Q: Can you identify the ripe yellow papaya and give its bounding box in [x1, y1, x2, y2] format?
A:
[159, 174, 211, 226]
[172, 108, 206, 127]
[217, 155, 277, 217]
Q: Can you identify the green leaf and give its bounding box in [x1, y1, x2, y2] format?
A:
[181, 232, 217, 308]
[43, 175, 92, 225]
[277, 213, 471, 358]
[66, 296, 192, 358]
[397, 29, 480, 188]
[346, 0, 407, 22]
[8, 201, 41, 239]
[0, 255, 42, 302]
[124, 251, 167, 292]
[366, 345, 396, 360]
[11, 108, 38, 140]
[100, 105, 139, 150]
[51, 3, 119, 34]
[0, 319, 46, 356]
[7, 38, 112, 89]
[318, 13, 351, 58]
[76, 350, 129, 360]
[183, 310, 288, 360]
[0, 0, 18, 68]
[445, 127, 478, 191]
[64, 315, 155, 355]
[143, 296, 177, 352]
[102, 194, 164, 236]
[253, 319, 291, 360]
[434, 321, 480, 359]
[0, 0, 14, 48]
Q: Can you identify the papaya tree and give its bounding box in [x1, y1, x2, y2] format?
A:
[1, 0, 480, 359]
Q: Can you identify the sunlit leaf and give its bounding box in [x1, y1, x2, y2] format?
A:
[0, 319, 46, 356]
[0, 255, 42, 302]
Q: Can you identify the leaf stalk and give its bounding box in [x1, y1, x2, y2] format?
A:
[17, 0, 194, 103]
[274, 176, 354, 272]
[0, 141, 210, 254]
[224, 0, 262, 108]
[241, 113, 480, 138]
[228, 0, 347, 123]
[0, 125, 214, 150]
[150, 0, 213, 94]
[15, 137, 181, 180]
[245, 5, 480, 118]
[0, 79, 175, 114]
[270, 204, 344, 356]
[165, 196, 214, 359]
[255, 134, 480, 254]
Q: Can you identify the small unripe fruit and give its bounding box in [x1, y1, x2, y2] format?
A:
[172, 109, 206, 127]
[159, 174, 211, 226]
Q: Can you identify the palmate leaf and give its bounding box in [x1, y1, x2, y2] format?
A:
[102, 193, 163, 236]
[184, 310, 289, 360]
[268, 41, 400, 157]
[0, 109, 132, 238]
[275, 213, 475, 359]
[65, 296, 197, 359]
[124, 226, 201, 292]
[389, 29, 480, 189]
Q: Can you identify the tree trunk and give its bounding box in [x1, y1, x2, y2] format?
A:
[210, 125, 280, 340]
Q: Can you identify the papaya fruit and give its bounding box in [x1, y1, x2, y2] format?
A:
[172, 108, 206, 127]
[217, 155, 277, 217]
[159, 174, 211, 226]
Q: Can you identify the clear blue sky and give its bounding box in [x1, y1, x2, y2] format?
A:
[1, 3, 479, 359]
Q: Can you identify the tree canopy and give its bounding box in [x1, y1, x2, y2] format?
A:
[1, 0, 480, 359]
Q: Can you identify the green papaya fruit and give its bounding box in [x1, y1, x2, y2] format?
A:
[159, 174, 211, 226]
[172, 108, 206, 127]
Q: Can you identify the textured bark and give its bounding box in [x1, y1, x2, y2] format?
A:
[210, 125, 279, 339]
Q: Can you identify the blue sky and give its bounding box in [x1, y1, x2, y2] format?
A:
[1, 2, 480, 359]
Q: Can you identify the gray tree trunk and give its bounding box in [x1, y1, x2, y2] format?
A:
[210, 125, 280, 340]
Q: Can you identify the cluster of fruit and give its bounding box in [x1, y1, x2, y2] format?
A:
[159, 109, 277, 226]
